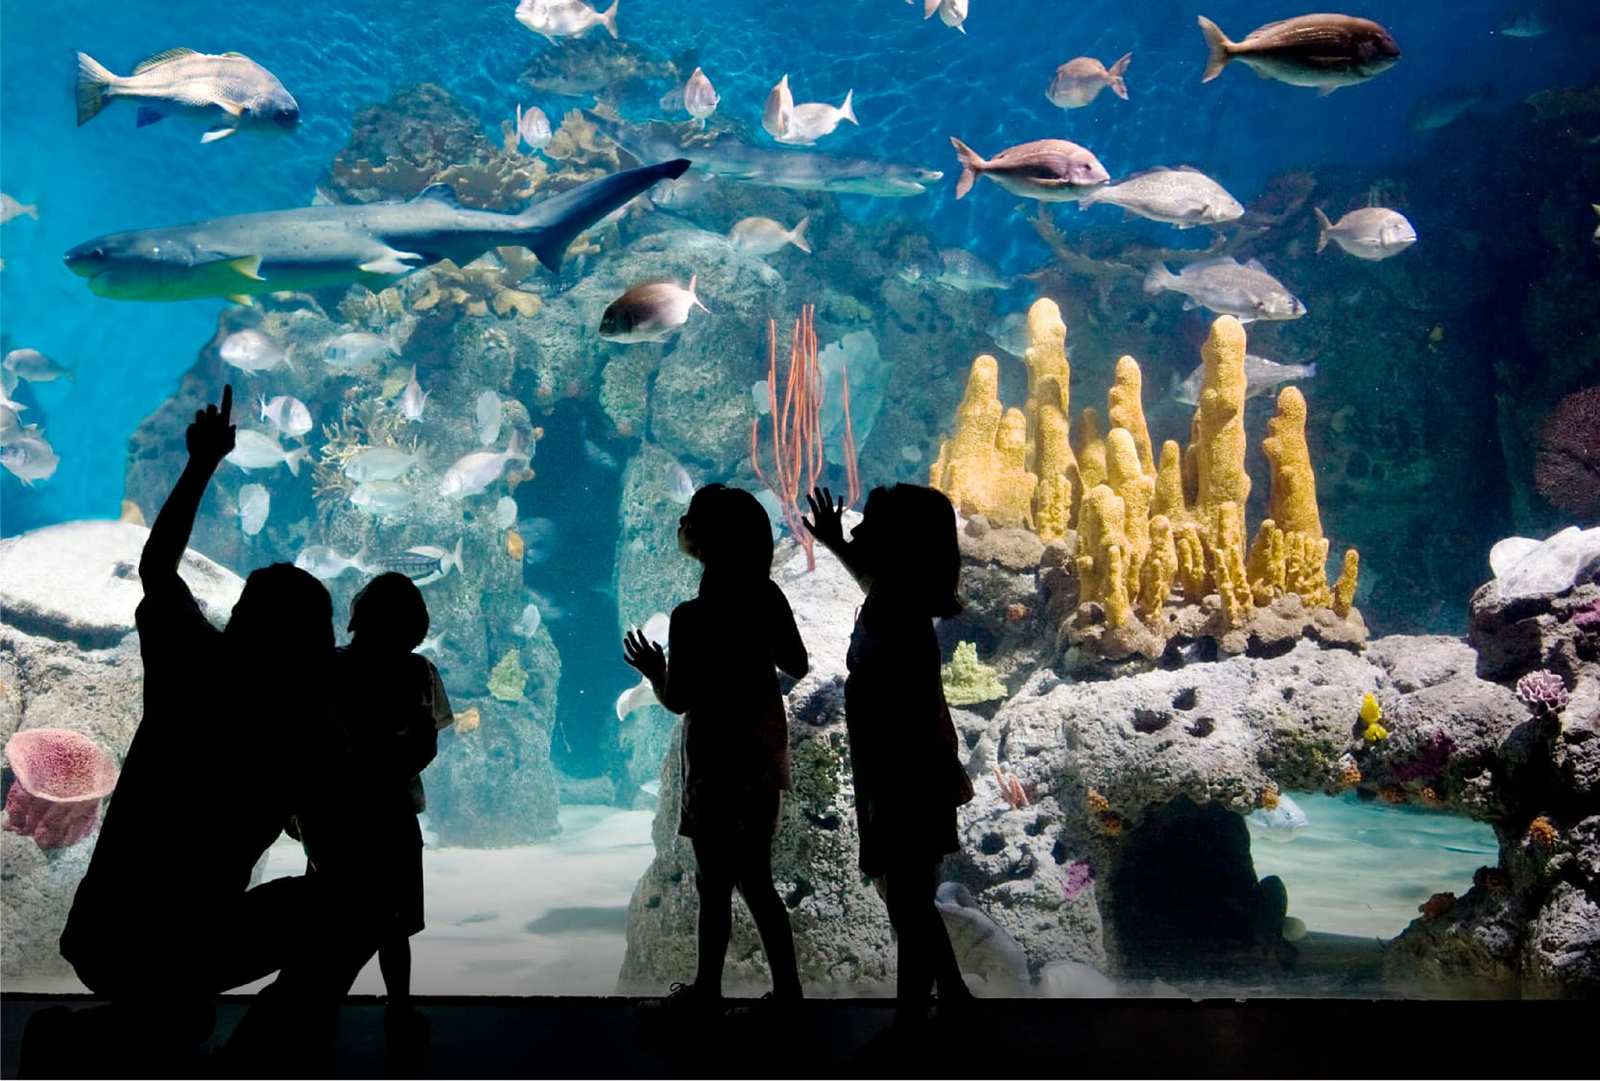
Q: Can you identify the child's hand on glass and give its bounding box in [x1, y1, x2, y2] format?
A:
[622, 627, 666, 685]
[803, 485, 846, 549]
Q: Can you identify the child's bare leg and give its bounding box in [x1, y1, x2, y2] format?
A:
[378, 937, 412, 1004]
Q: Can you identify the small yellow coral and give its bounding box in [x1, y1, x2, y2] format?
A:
[1360, 692, 1383, 726]
[1085, 787, 1111, 815]
[1527, 815, 1558, 850]
[1338, 760, 1362, 789]
[1363, 721, 1389, 743]
[1097, 812, 1124, 837]
[455, 706, 481, 734]
[1260, 783, 1280, 811]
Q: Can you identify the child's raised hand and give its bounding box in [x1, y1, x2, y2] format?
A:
[803, 486, 845, 549]
[622, 627, 666, 684]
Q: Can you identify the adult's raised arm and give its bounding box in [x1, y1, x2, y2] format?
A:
[138, 385, 236, 590]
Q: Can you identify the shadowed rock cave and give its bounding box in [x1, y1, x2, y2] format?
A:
[1109, 796, 1289, 980]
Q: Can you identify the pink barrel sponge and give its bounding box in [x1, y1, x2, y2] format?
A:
[3, 729, 119, 850]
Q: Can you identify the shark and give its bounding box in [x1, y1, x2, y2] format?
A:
[582, 111, 942, 198]
[64, 158, 690, 303]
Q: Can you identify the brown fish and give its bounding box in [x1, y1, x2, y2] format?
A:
[1046, 53, 1132, 109]
[1197, 14, 1401, 94]
[949, 137, 1109, 202]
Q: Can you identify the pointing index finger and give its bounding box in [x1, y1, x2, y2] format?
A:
[219, 384, 233, 423]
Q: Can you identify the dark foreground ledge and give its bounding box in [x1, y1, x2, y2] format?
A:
[1, 994, 1586, 1079]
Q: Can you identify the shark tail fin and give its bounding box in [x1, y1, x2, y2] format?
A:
[1313, 207, 1333, 253]
[519, 159, 689, 272]
[950, 137, 984, 199]
[76, 52, 117, 126]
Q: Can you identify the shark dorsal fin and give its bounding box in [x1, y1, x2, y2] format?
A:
[412, 183, 463, 207]
[133, 47, 198, 73]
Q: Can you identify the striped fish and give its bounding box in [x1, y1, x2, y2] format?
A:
[75, 47, 299, 143]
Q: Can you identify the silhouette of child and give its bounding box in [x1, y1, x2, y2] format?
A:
[804, 484, 975, 1021]
[624, 484, 807, 1008]
[298, 572, 450, 1010]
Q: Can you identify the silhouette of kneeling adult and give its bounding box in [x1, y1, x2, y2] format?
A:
[44, 386, 344, 1068]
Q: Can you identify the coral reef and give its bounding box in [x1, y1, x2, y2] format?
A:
[2, 729, 119, 850]
[1516, 669, 1570, 717]
[488, 649, 528, 701]
[941, 641, 1006, 707]
[930, 301, 1363, 666]
[1535, 386, 1600, 519]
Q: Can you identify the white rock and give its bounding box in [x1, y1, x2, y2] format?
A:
[0, 521, 244, 645]
[1494, 526, 1600, 602]
[1038, 959, 1119, 997]
[1489, 536, 1540, 578]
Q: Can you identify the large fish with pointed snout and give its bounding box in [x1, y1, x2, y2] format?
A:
[64, 159, 690, 303]
[582, 111, 941, 197]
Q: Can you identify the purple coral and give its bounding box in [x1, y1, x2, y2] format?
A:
[1516, 669, 1570, 716]
[1060, 860, 1094, 901]
[1393, 731, 1456, 783]
[1571, 598, 1600, 636]
[2, 729, 119, 850]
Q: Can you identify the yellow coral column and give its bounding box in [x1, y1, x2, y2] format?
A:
[1022, 298, 1072, 460]
[1107, 356, 1156, 478]
[1261, 387, 1324, 541]
[1193, 316, 1251, 556]
[932, 355, 1005, 509]
[1105, 428, 1153, 590]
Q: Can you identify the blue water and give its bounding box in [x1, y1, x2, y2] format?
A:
[4, 0, 1597, 529]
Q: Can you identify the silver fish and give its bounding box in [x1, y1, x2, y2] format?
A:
[439, 435, 530, 499]
[762, 74, 794, 139]
[515, 0, 619, 42]
[0, 431, 58, 485]
[494, 496, 519, 529]
[986, 312, 1031, 358]
[1, 194, 38, 224]
[1143, 257, 1306, 323]
[923, 0, 968, 35]
[1410, 85, 1492, 132]
[1197, 14, 1401, 94]
[65, 160, 690, 302]
[652, 170, 717, 210]
[901, 248, 1007, 292]
[323, 332, 396, 372]
[728, 216, 810, 256]
[226, 429, 309, 474]
[237, 483, 270, 536]
[513, 603, 543, 638]
[1313, 207, 1417, 260]
[368, 538, 464, 585]
[773, 90, 857, 146]
[1174, 354, 1317, 406]
[583, 439, 619, 470]
[1047, 54, 1132, 109]
[599, 276, 708, 343]
[350, 478, 415, 515]
[221, 330, 290, 374]
[475, 390, 503, 446]
[398, 366, 428, 422]
[667, 463, 695, 505]
[682, 67, 719, 127]
[2, 349, 74, 383]
[1498, 9, 1549, 38]
[1079, 167, 1244, 229]
[0, 402, 28, 446]
[586, 111, 941, 198]
[950, 137, 1108, 202]
[516, 104, 552, 152]
[294, 545, 369, 580]
[259, 394, 312, 438]
[75, 48, 299, 142]
[343, 446, 416, 483]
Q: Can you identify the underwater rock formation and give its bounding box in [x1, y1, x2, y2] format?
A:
[621, 517, 1600, 997]
[3, 729, 119, 850]
[1535, 386, 1600, 520]
[0, 521, 243, 981]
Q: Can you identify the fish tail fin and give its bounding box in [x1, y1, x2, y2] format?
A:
[518, 158, 689, 272]
[923, 0, 939, 18]
[22, 203, 38, 220]
[75, 52, 117, 126]
[1108, 52, 1132, 100]
[448, 537, 464, 577]
[790, 215, 812, 254]
[1197, 17, 1233, 83]
[838, 89, 857, 126]
[599, 0, 619, 39]
[1143, 262, 1176, 297]
[1304, 362, 1317, 379]
[257, 393, 270, 422]
[686, 273, 710, 314]
[950, 136, 984, 199]
[284, 445, 309, 477]
[1313, 207, 1332, 253]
